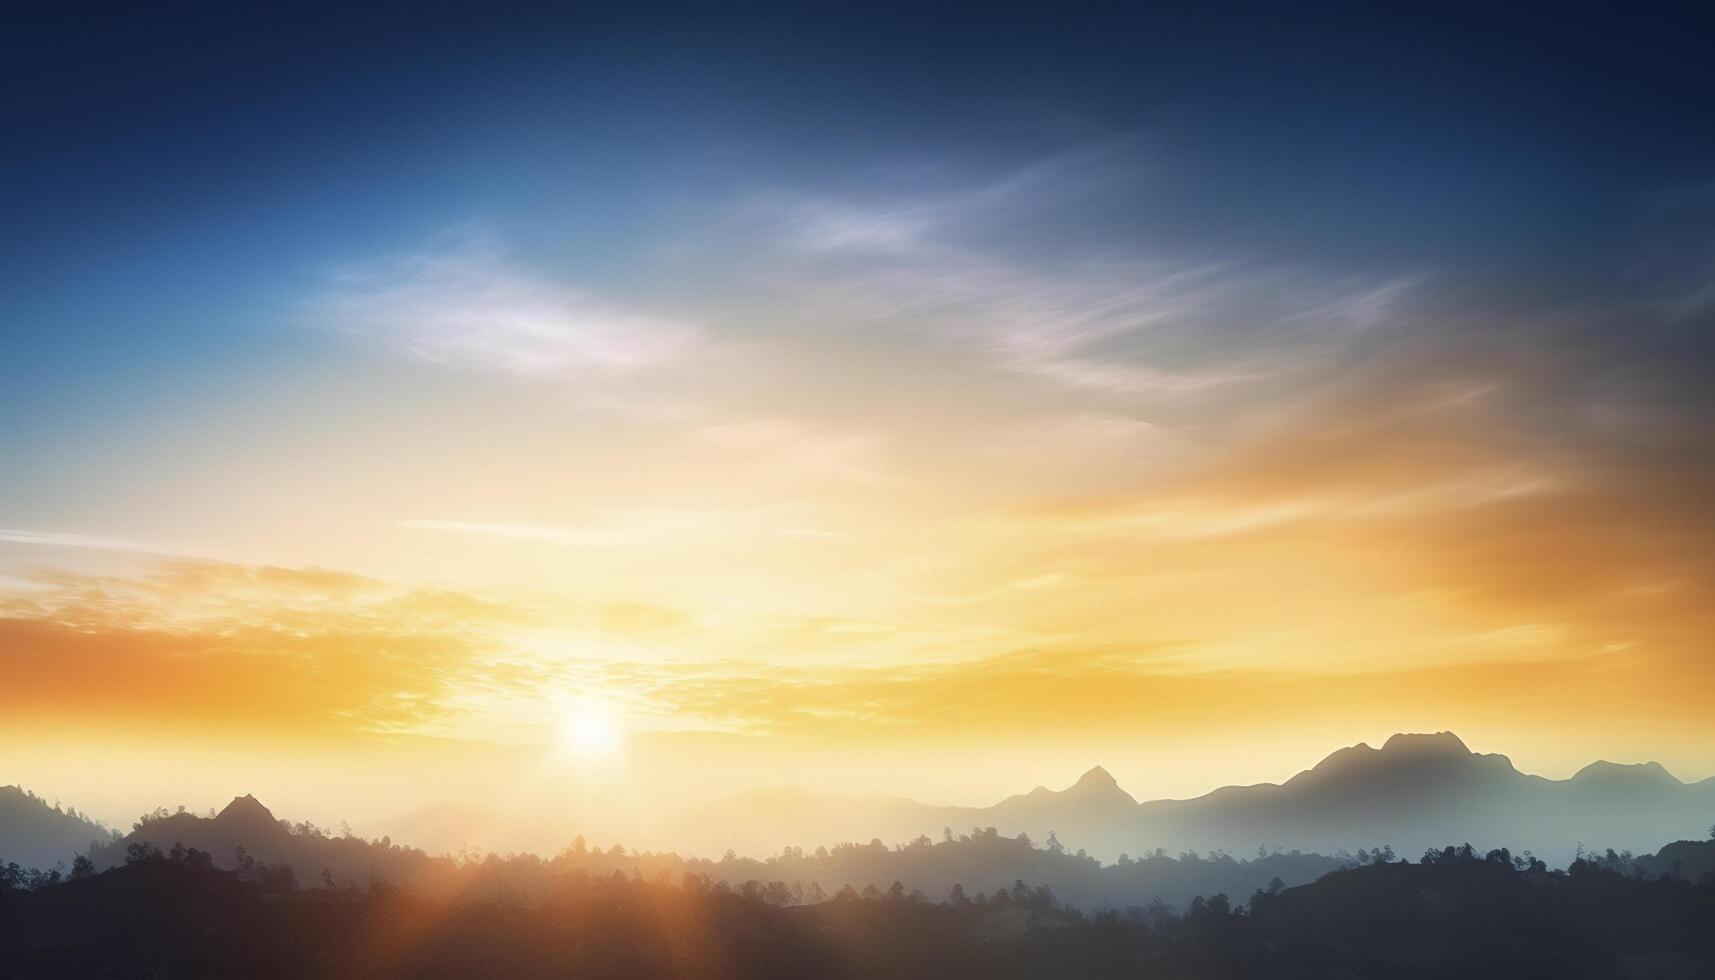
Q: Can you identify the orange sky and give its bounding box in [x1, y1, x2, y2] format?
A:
[5, 145, 1714, 847]
[3, 306, 1711, 838]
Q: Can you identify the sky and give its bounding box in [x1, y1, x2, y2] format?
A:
[3, 2, 1713, 843]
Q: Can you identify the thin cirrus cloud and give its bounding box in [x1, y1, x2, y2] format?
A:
[744, 149, 1421, 397]
[399, 519, 620, 547]
[316, 231, 699, 376]
[0, 527, 186, 556]
[747, 143, 1129, 257]
[400, 503, 854, 551]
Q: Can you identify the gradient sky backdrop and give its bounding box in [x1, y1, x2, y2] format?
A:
[3, 3, 1713, 840]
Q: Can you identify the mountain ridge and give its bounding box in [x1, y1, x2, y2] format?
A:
[683, 732, 1715, 863]
[8, 732, 1712, 868]
[0, 785, 118, 870]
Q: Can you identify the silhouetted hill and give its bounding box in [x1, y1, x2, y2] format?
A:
[1246, 852, 1715, 977]
[1571, 760, 1682, 791]
[0, 854, 844, 979]
[986, 766, 1139, 851]
[87, 795, 436, 890]
[217, 792, 279, 826]
[1636, 838, 1715, 883]
[0, 786, 116, 870]
[78, 792, 1342, 910]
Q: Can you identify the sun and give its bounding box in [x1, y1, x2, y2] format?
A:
[560, 708, 623, 756]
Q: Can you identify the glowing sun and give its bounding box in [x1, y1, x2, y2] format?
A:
[561, 709, 623, 755]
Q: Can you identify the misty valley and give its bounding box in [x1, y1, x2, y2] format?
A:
[5, 733, 1715, 977]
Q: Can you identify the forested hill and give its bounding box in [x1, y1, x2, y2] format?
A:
[0, 786, 116, 870]
[87, 794, 1346, 910]
[3, 836, 1712, 978]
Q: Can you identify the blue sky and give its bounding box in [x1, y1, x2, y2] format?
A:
[3, 1, 1715, 822]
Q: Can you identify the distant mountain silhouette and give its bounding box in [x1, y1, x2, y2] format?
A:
[10, 768, 1712, 915]
[1635, 838, 1715, 883]
[0, 785, 117, 869]
[13, 732, 1714, 875]
[689, 732, 1715, 863]
[216, 793, 278, 825]
[995, 765, 1138, 814]
[85, 795, 433, 889]
[72, 791, 1345, 910]
[983, 766, 1140, 853]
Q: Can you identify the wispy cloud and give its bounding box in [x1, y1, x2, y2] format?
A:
[400, 503, 856, 550]
[0, 527, 202, 559]
[685, 417, 895, 485]
[399, 519, 618, 547]
[747, 148, 1417, 395]
[317, 230, 698, 376]
[747, 143, 1128, 258]
[0, 528, 161, 552]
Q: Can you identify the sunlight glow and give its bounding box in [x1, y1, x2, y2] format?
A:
[561, 708, 623, 756]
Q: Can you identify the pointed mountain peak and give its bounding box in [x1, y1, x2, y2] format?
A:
[995, 765, 1138, 810]
[1073, 765, 1118, 790]
[1060, 765, 1137, 806]
[216, 793, 277, 824]
[1380, 731, 1470, 756]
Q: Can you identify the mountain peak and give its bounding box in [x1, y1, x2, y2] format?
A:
[1571, 760, 1679, 787]
[1074, 765, 1118, 790]
[1057, 765, 1137, 807]
[1296, 732, 1482, 785]
[1380, 731, 1470, 756]
[216, 794, 277, 824]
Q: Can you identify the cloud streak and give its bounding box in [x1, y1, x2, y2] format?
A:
[317, 230, 698, 376]
[747, 148, 1420, 398]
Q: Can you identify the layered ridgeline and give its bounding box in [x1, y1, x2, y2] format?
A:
[0, 786, 118, 870]
[79, 793, 1347, 911]
[1131, 733, 1713, 864]
[685, 733, 1715, 864]
[64, 791, 1715, 913]
[8, 733, 1713, 885]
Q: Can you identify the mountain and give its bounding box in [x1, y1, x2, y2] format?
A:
[689, 732, 1715, 864]
[986, 766, 1140, 852]
[86, 794, 434, 888]
[1635, 838, 1715, 882]
[90, 795, 292, 872]
[14, 733, 1711, 872]
[1133, 733, 1620, 860]
[994, 766, 1138, 819]
[76, 791, 1345, 910]
[0, 785, 117, 870]
[1113, 733, 1713, 863]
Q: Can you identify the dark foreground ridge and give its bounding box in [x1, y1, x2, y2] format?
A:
[3, 839, 1713, 978]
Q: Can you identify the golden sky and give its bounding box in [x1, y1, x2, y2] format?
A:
[5, 138, 1714, 843]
